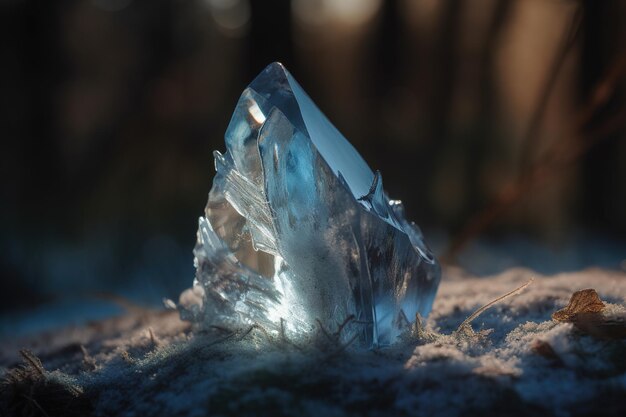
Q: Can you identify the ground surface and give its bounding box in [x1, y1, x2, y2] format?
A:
[1, 267, 625, 417]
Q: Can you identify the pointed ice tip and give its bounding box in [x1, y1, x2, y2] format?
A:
[267, 61, 287, 71]
[247, 61, 376, 203]
[252, 62, 290, 90]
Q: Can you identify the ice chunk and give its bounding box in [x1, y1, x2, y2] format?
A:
[180, 62, 440, 347]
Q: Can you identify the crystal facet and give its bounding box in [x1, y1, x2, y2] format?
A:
[180, 62, 441, 347]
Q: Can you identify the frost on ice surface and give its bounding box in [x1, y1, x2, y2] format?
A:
[179, 62, 440, 347]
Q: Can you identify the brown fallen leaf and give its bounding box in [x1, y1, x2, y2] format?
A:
[552, 289, 626, 340]
[552, 289, 605, 322]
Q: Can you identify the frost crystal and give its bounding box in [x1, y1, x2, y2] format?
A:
[179, 62, 440, 347]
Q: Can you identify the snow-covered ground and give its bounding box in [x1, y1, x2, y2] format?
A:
[1, 267, 625, 416]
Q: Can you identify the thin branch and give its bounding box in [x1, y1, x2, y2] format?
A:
[444, 50, 626, 261]
[518, 4, 583, 170]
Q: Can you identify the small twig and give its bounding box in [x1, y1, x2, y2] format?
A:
[315, 319, 335, 342]
[237, 323, 272, 343]
[456, 278, 534, 334]
[321, 333, 360, 363]
[276, 319, 306, 351]
[187, 331, 238, 359]
[335, 315, 356, 337]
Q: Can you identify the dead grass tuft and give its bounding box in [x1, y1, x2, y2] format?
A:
[0, 350, 91, 417]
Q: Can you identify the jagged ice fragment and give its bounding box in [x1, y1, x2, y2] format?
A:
[179, 62, 440, 347]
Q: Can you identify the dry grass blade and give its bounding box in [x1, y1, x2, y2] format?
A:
[1, 350, 91, 416]
[456, 278, 534, 334]
[412, 313, 438, 342]
[19, 350, 45, 377]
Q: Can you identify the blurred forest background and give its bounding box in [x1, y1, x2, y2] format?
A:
[1, 0, 625, 326]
